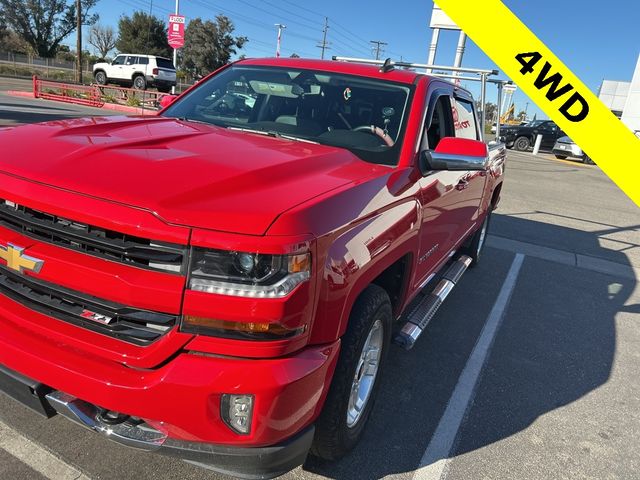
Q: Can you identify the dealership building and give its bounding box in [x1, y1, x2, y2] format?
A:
[598, 54, 640, 133]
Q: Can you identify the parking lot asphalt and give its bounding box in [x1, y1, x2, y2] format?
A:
[0, 86, 638, 480]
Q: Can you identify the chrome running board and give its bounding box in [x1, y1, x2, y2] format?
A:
[394, 255, 473, 350]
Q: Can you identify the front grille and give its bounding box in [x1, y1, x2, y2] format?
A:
[0, 199, 186, 273]
[0, 265, 177, 345]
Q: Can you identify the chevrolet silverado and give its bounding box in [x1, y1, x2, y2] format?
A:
[0, 58, 505, 479]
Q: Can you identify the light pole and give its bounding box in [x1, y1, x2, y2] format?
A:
[172, 0, 179, 94]
[275, 24, 286, 58]
[76, 0, 82, 84]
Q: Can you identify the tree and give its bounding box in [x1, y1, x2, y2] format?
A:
[290, 53, 300, 58]
[88, 23, 116, 59]
[0, 0, 98, 57]
[475, 101, 498, 123]
[116, 12, 171, 57]
[180, 16, 247, 77]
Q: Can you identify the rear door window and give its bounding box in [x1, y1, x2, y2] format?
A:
[453, 97, 478, 140]
[137, 57, 149, 65]
[156, 58, 175, 70]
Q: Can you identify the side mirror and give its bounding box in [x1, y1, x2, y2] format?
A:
[159, 94, 178, 109]
[419, 137, 488, 175]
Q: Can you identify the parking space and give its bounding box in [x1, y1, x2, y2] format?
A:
[0, 88, 638, 480]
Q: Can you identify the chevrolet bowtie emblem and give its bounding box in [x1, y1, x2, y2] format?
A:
[0, 243, 44, 274]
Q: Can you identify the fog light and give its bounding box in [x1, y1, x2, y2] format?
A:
[221, 394, 254, 435]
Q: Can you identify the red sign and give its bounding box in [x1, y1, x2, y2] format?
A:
[168, 14, 185, 49]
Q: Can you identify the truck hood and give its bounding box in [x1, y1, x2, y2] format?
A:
[0, 116, 385, 235]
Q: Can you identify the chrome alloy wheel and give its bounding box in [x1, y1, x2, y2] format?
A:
[346, 319, 384, 428]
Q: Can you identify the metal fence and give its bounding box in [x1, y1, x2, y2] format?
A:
[32, 76, 167, 112]
[0, 51, 92, 82]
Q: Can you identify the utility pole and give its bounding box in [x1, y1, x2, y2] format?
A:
[275, 23, 286, 58]
[76, 0, 82, 84]
[172, 0, 179, 94]
[317, 17, 330, 59]
[370, 40, 387, 61]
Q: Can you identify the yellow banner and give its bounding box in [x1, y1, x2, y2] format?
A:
[434, 0, 640, 206]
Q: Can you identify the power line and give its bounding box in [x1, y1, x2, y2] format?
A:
[370, 40, 387, 60]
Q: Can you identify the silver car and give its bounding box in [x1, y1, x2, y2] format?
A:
[552, 136, 594, 164]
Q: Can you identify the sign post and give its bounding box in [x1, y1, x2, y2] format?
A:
[168, 13, 185, 94]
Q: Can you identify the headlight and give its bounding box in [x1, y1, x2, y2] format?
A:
[188, 248, 311, 298]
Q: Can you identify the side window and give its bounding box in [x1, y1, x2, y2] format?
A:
[453, 97, 478, 140]
[426, 95, 455, 149]
[125, 56, 135, 65]
[112, 56, 125, 65]
[138, 57, 149, 65]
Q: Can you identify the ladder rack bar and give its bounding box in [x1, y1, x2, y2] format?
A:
[428, 73, 512, 85]
[332, 56, 498, 76]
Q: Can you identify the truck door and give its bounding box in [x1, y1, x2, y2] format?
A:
[414, 90, 483, 289]
[450, 93, 488, 243]
[110, 55, 126, 80]
[537, 121, 561, 150]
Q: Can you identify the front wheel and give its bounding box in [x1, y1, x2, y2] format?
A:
[583, 155, 595, 165]
[94, 71, 107, 85]
[514, 136, 530, 151]
[311, 285, 392, 460]
[555, 154, 567, 160]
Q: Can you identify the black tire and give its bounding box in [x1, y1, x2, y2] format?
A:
[463, 212, 490, 267]
[94, 71, 107, 85]
[132, 75, 147, 90]
[514, 136, 530, 151]
[311, 285, 392, 461]
[583, 155, 594, 165]
[555, 154, 567, 160]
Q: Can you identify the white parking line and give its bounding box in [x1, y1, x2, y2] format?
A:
[0, 419, 90, 480]
[413, 253, 525, 480]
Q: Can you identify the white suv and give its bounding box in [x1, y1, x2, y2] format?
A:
[93, 54, 176, 92]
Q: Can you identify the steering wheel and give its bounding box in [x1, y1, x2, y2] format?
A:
[352, 125, 395, 147]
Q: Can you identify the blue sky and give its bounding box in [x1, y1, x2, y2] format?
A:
[74, 0, 639, 119]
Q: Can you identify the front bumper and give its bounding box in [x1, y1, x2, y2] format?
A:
[0, 294, 340, 476]
[0, 365, 314, 479]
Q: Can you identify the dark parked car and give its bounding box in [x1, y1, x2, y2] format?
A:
[500, 120, 565, 151]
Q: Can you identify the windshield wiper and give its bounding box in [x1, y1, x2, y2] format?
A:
[227, 127, 318, 144]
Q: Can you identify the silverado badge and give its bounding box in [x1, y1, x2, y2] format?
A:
[0, 243, 44, 274]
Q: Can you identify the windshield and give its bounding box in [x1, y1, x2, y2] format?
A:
[162, 65, 414, 165]
[526, 120, 548, 128]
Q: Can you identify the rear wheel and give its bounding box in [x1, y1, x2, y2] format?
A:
[132, 75, 147, 90]
[94, 71, 107, 85]
[311, 285, 392, 460]
[555, 154, 567, 159]
[514, 136, 530, 151]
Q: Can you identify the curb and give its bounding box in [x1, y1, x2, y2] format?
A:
[4, 89, 156, 115]
[6, 90, 34, 98]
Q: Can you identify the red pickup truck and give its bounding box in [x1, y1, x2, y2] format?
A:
[0, 58, 504, 478]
